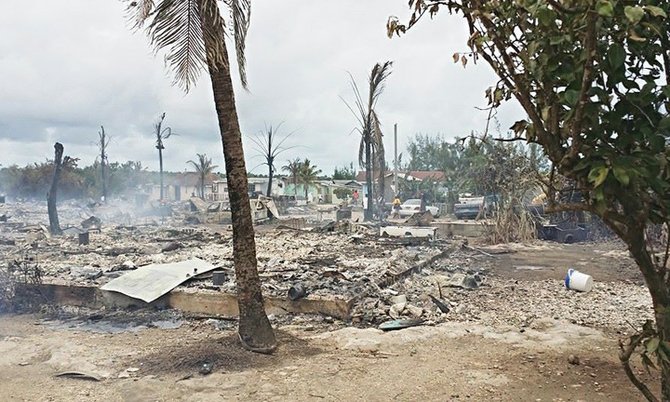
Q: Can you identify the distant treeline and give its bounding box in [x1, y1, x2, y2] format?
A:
[0, 160, 153, 200]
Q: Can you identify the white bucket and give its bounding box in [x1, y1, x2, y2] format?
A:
[564, 269, 593, 292]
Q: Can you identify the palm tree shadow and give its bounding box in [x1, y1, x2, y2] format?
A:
[131, 330, 322, 376]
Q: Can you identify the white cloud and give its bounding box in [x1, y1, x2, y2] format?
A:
[0, 0, 524, 175]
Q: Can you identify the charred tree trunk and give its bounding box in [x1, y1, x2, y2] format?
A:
[266, 163, 273, 197]
[158, 147, 165, 201]
[47, 142, 64, 235]
[99, 126, 108, 202]
[201, 8, 276, 353]
[364, 131, 373, 221]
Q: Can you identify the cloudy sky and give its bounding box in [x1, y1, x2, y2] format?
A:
[0, 0, 523, 176]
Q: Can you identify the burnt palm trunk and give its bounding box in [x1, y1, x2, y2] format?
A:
[47, 142, 64, 235]
[100, 126, 108, 202]
[101, 161, 107, 201]
[201, 9, 275, 353]
[364, 131, 373, 221]
[266, 164, 273, 197]
[158, 147, 164, 200]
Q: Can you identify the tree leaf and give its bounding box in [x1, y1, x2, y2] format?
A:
[597, 0, 614, 17]
[563, 89, 580, 106]
[453, 53, 460, 63]
[612, 166, 630, 186]
[588, 166, 609, 187]
[625, 6, 645, 24]
[607, 44, 625, 70]
[629, 29, 647, 42]
[461, 55, 468, 67]
[644, 5, 667, 18]
[646, 337, 661, 354]
[641, 353, 657, 374]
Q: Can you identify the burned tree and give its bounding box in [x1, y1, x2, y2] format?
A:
[342, 62, 392, 221]
[154, 112, 174, 201]
[47, 142, 64, 235]
[98, 125, 110, 202]
[248, 123, 295, 197]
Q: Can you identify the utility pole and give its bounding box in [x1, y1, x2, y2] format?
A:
[393, 123, 398, 197]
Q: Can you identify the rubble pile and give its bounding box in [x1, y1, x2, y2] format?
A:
[350, 248, 653, 334]
[0, 200, 655, 335]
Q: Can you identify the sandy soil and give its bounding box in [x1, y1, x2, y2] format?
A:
[0, 240, 657, 401]
[0, 312, 655, 402]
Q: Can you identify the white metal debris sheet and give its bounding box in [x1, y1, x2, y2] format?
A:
[100, 258, 216, 303]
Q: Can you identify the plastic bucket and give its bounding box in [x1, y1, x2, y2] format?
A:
[564, 269, 593, 292]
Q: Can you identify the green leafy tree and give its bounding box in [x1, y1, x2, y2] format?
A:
[127, 0, 276, 353]
[298, 159, 322, 201]
[187, 153, 218, 199]
[281, 158, 302, 197]
[332, 162, 357, 180]
[343, 62, 392, 220]
[390, 1, 670, 399]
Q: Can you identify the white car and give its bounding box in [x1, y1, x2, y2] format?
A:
[397, 199, 440, 218]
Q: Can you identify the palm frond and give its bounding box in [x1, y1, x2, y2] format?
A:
[125, 0, 155, 29]
[199, 0, 229, 73]
[223, 0, 252, 88]
[368, 61, 393, 109]
[147, 0, 206, 92]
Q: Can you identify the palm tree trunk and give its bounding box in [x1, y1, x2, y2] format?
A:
[159, 148, 164, 200]
[293, 174, 298, 197]
[47, 142, 64, 235]
[365, 132, 373, 221]
[201, 171, 205, 199]
[266, 165, 273, 197]
[201, 7, 275, 353]
[101, 159, 107, 202]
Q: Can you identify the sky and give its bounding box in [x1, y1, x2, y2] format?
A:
[0, 0, 523, 176]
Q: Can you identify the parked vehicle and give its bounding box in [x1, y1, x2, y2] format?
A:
[398, 198, 440, 218]
[453, 195, 498, 219]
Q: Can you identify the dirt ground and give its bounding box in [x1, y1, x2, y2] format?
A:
[0, 240, 657, 401]
[0, 313, 655, 402]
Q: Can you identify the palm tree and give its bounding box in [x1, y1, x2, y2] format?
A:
[298, 159, 322, 201]
[153, 112, 174, 201]
[187, 153, 218, 199]
[248, 123, 295, 197]
[342, 62, 392, 220]
[127, 0, 276, 353]
[281, 158, 301, 198]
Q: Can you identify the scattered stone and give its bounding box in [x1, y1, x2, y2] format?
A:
[568, 355, 580, 365]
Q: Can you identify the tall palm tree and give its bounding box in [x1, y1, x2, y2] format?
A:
[153, 112, 174, 201]
[127, 0, 276, 353]
[248, 123, 295, 197]
[342, 62, 392, 220]
[281, 158, 301, 198]
[187, 153, 218, 199]
[298, 159, 322, 201]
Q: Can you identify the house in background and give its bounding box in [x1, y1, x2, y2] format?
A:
[148, 172, 217, 202]
[209, 177, 284, 202]
[355, 170, 447, 202]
